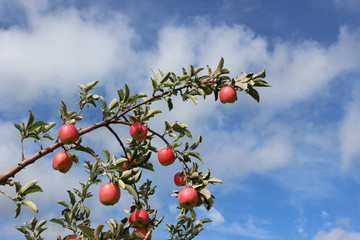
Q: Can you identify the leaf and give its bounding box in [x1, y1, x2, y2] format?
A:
[247, 85, 260, 102]
[215, 57, 224, 73]
[26, 111, 35, 130]
[108, 98, 119, 111]
[94, 224, 104, 240]
[14, 123, 23, 133]
[125, 184, 138, 202]
[208, 177, 222, 184]
[200, 188, 212, 200]
[22, 200, 38, 213]
[189, 136, 202, 151]
[151, 69, 159, 82]
[188, 152, 204, 164]
[14, 203, 21, 218]
[57, 200, 70, 208]
[167, 98, 173, 111]
[143, 109, 162, 121]
[15, 225, 28, 234]
[253, 69, 266, 79]
[160, 72, 171, 83]
[253, 79, 271, 87]
[78, 225, 95, 240]
[84, 81, 99, 92]
[19, 180, 39, 195]
[187, 94, 198, 104]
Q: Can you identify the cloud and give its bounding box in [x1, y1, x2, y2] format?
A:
[313, 228, 360, 240]
[339, 95, 360, 170]
[0, 2, 139, 111]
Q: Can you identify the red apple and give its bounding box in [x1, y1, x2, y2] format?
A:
[219, 86, 237, 103]
[133, 228, 152, 240]
[174, 172, 186, 186]
[58, 124, 79, 144]
[129, 209, 150, 228]
[130, 122, 148, 141]
[157, 148, 176, 166]
[178, 187, 198, 209]
[52, 152, 73, 173]
[99, 183, 121, 206]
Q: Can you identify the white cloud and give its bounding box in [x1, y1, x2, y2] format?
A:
[0, 2, 138, 111]
[313, 228, 360, 240]
[339, 96, 360, 170]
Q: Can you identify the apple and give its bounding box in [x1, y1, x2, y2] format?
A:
[120, 155, 136, 170]
[133, 228, 152, 240]
[52, 152, 73, 173]
[129, 209, 150, 228]
[178, 187, 198, 209]
[130, 122, 148, 141]
[157, 148, 176, 166]
[219, 85, 237, 103]
[58, 124, 79, 144]
[174, 172, 186, 186]
[99, 183, 121, 206]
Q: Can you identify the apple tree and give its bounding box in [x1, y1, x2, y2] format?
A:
[0, 58, 270, 240]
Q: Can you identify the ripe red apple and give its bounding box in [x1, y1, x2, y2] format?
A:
[52, 152, 73, 173]
[129, 209, 150, 228]
[99, 183, 121, 206]
[130, 122, 148, 141]
[133, 228, 152, 240]
[157, 148, 176, 166]
[58, 124, 79, 144]
[219, 85, 237, 103]
[174, 172, 186, 186]
[178, 187, 198, 209]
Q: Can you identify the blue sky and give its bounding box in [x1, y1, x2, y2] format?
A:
[1, 0, 360, 239]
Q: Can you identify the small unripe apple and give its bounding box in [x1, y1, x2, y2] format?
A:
[52, 152, 74, 173]
[130, 122, 148, 141]
[129, 209, 150, 228]
[178, 187, 198, 209]
[174, 172, 186, 186]
[58, 124, 79, 144]
[99, 183, 121, 206]
[133, 228, 152, 240]
[219, 86, 237, 103]
[157, 148, 176, 166]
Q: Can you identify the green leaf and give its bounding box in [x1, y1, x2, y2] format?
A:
[167, 98, 173, 111]
[253, 69, 266, 79]
[22, 200, 38, 213]
[215, 57, 224, 73]
[253, 79, 271, 87]
[14, 123, 23, 133]
[151, 69, 159, 82]
[125, 184, 138, 202]
[94, 224, 104, 239]
[57, 200, 70, 208]
[247, 85, 260, 102]
[160, 72, 171, 83]
[143, 109, 162, 121]
[187, 95, 198, 104]
[78, 225, 95, 240]
[84, 80, 99, 92]
[189, 136, 202, 151]
[188, 152, 204, 164]
[26, 111, 35, 130]
[19, 180, 39, 195]
[208, 177, 222, 184]
[15, 225, 28, 234]
[108, 98, 119, 111]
